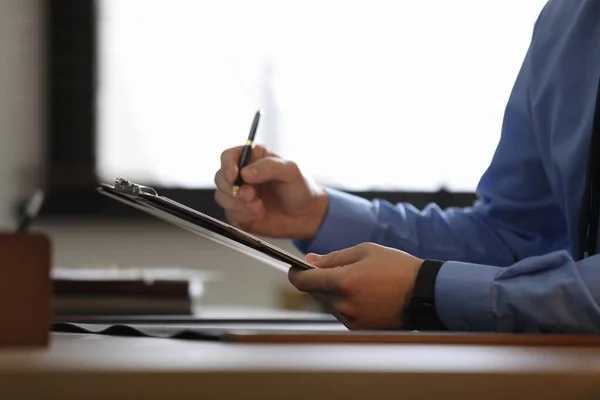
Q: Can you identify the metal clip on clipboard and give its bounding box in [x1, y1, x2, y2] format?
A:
[114, 177, 157, 196]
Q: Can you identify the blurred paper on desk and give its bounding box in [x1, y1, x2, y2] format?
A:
[51, 266, 219, 316]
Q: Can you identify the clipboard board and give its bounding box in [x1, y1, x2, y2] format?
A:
[97, 178, 316, 272]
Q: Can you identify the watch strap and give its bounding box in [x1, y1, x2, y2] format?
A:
[404, 259, 447, 331]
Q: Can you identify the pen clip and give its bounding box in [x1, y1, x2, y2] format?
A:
[114, 177, 157, 196]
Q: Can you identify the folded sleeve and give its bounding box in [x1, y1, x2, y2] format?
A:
[435, 251, 600, 332]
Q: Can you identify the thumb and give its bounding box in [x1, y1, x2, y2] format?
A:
[241, 157, 301, 184]
[310, 244, 368, 269]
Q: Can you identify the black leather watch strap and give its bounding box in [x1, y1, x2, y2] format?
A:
[404, 259, 447, 331]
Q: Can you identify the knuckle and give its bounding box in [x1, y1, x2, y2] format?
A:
[215, 170, 233, 191]
[323, 251, 336, 264]
[336, 301, 354, 318]
[337, 275, 357, 295]
[220, 148, 230, 163]
[322, 272, 338, 293]
[221, 147, 241, 167]
[254, 144, 267, 155]
[283, 160, 301, 179]
[336, 278, 349, 294]
[263, 156, 279, 170]
[260, 156, 281, 172]
[359, 242, 376, 253]
[214, 189, 224, 205]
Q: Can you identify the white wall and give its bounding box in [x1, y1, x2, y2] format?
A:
[0, 0, 296, 309]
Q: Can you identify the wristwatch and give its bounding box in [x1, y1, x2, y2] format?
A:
[404, 259, 448, 331]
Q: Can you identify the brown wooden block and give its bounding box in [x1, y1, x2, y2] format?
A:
[0, 233, 51, 347]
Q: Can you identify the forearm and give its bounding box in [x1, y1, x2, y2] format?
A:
[436, 250, 600, 333]
[294, 188, 532, 266]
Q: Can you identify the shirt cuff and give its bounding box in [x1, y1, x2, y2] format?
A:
[435, 261, 501, 331]
[293, 188, 379, 255]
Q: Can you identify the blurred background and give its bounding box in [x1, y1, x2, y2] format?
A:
[0, 0, 546, 312]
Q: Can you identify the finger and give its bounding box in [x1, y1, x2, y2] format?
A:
[214, 169, 234, 194]
[332, 299, 358, 327]
[220, 145, 271, 182]
[309, 244, 369, 269]
[240, 156, 301, 185]
[310, 293, 356, 329]
[288, 266, 342, 294]
[305, 253, 319, 264]
[214, 190, 264, 215]
[214, 170, 257, 202]
[219, 147, 242, 183]
[314, 294, 355, 318]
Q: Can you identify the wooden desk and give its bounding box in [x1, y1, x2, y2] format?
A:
[0, 332, 600, 399]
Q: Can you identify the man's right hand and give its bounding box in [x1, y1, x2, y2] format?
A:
[214, 145, 329, 240]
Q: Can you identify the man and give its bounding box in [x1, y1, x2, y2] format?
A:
[214, 0, 600, 333]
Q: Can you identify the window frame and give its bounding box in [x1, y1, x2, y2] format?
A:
[42, 0, 477, 222]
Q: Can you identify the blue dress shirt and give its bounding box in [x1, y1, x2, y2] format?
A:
[294, 0, 600, 333]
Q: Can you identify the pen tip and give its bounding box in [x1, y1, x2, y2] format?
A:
[257, 109, 263, 116]
[232, 186, 240, 197]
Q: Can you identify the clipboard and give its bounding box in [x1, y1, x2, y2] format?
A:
[97, 178, 316, 272]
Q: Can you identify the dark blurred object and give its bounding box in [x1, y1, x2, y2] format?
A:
[53, 279, 192, 316]
[51, 267, 213, 316]
[16, 190, 44, 233]
[0, 233, 51, 348]
[53, 279, 189, 298]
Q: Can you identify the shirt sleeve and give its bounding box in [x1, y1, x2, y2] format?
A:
[436, 250, 600, 332]
[294, 4, 562, 268]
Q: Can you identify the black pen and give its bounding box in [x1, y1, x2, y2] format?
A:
[16, 190, 45, 233]
[233, 109, 262, 197]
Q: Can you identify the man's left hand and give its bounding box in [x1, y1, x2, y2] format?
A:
[288, 242, 423, 330]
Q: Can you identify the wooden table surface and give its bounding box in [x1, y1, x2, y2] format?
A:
[1, 331, 600, 399]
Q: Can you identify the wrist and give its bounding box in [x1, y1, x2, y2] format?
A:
[298, 190, 329, 240]
[403, 257, 424, 305]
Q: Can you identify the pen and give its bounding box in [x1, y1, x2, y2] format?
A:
[16, 189, 45, 234]
[233, 109, 262, 197]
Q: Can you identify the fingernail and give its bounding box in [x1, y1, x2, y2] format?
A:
[305, 253, 320, 263]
